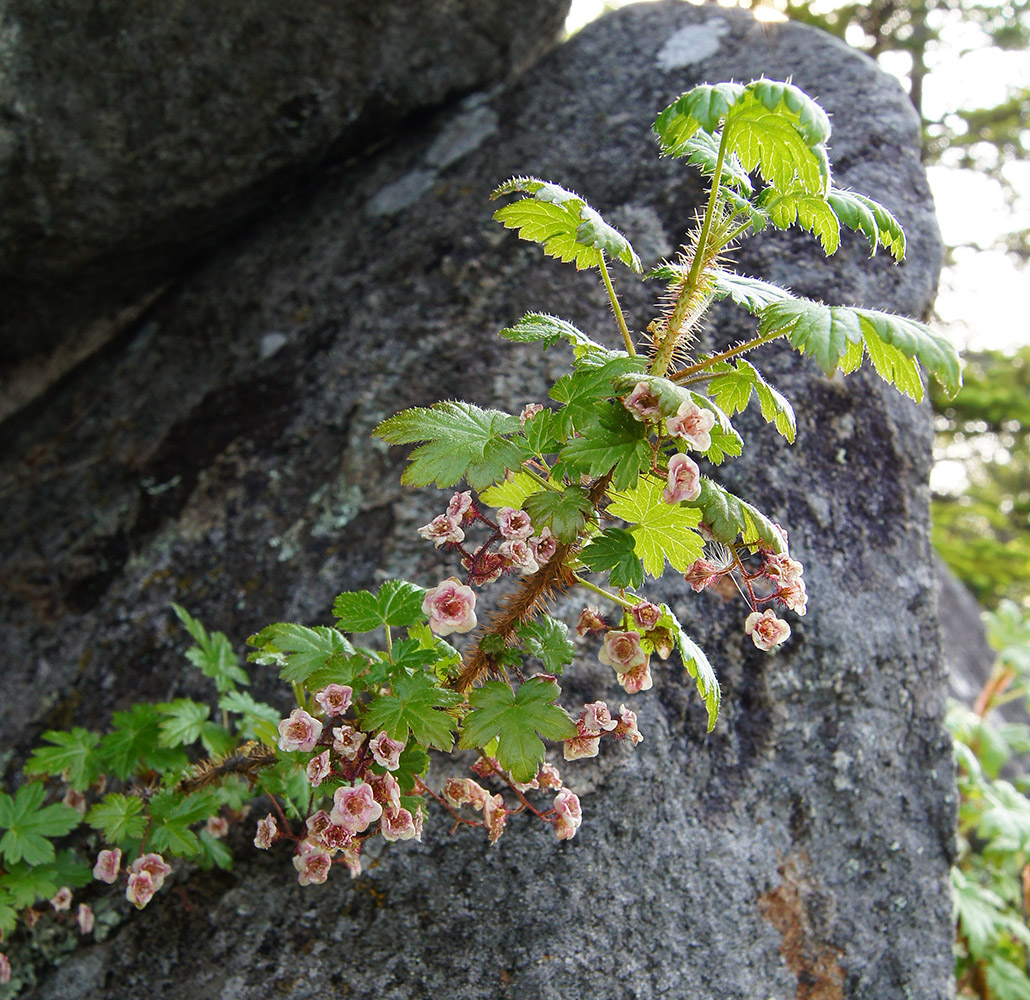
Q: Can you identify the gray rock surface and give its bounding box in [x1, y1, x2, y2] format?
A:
[2, 3, 955, 998]
[937, 553, 994, 704]
[0, 0, 570, 363]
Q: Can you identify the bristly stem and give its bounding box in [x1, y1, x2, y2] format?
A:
[669, 327, 785, 382]
[599, 257, 635, 356]
[650, 126, 731, 378]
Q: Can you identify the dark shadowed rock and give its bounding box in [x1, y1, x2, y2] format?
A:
[0, 0, 570, 364]
[937, 553, 993, 704]
[2, 3, 954, 997]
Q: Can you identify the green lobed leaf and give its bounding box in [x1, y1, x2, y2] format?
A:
[148, 790, 221, 858]
[953, 867, 1009, 959]
[479, 470, 544, 509]
[98, 703, 191, 780]
[334, 580, 429, 633]
[248, 623, 354, 684]
[684, 476, 786, 553]
[707, 359, 796, 443]
[198, 829, 234, 872]
[550, 355, 648, 437]
[709, 270, 791, 314]
[394, 744, 431, 795]
[24, 727, 102, 792]
[663, 604, 720, 731]
[559, 401, 652, 492]
[668, 130, 753, 192]
[157, 698, 211, 748]
[826, 189, 906, 260]
[986, 956, 1030, 1000]
[173, 604, 249, 693]
[579, 527, 645, 590]
[0, 853, 90, 909]
[218, 690, 283, 744]
[760, 187, 841, 254]
[361, 671, 464, 751]
[522, 485, 594, 543]
[86, 792, 147, 843]
[606, 474, 704, 577]
[516, 616, 575, 674]
[654, 83, 746, 149]
[491, 177, 642, 272]
[0, 783, 81, 866]
[459, 677, 577, 783]
[374, 400, 526, 490]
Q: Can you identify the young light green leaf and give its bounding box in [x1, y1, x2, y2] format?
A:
[157, 699, 211, 748]
[579, 527, 645, 590]
[707, 359, 796, 443]
[523, 485, 594, 543]
[759, 298, 860, 376]
[459, 678, 577, 783]
[854, 307, 962, 397]
[24, 728, 102, 792]
[248, 623, 354, 683]
[172, 604, 250, 693]
[361, 672, 464, 751]
[952, 867, 1008, 959]
[606, 475, 704, 577]
[760, 187, 841, 254]
[0, 784, 81, 866]
[709, 270, 791, 314]
[827, 189, 906, 260]
[668, 130, 753, 192]
[654, 83, 746, 149]
[98, 704, 191, 780]
[663, 605, 720, 731]
[685, 477, 787, 553]
[334, 580, 429, 633]
[491, 177, 642, 272]
[198, 829, 234, 872]
[559, 402, 651, 491]
[148, 790, 220, 858]
[374, 400, 526, 490]
[479, 471, 544, 509]
[498, 313, 601, 354]
[218, 690, 283, 744]
[86, 792, 147, 843]
[516, 616, 575, 674]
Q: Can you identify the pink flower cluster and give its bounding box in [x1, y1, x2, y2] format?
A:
[444, 777, 508, 844]
[125, 853, 172, 910]
[564, 702, 642, 760]
[598, 630, 653, 694]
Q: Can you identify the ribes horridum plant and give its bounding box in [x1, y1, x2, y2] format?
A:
[0, 80, 960, 989]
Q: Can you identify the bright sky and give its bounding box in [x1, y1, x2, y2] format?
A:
[567, 0, 1030, 353]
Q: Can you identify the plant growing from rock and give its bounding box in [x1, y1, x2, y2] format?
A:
[0, 80, 960, 990]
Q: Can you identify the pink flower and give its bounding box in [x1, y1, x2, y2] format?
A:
[0, 953, 10, 986]
[93, 848, 121, 884]
[50, 886, 72, 912]
[665, 399, 715, 451]
[77, 903, 94, 935]
[497, 507, 534, 540]
[536, 762, 563, 790]
[443, 777, 475, 807]
[205, 815, 229, 839]
[293, 843, 332, 886]
[520, 402, 544, 425]
[417, 514, 465, 548]
[777, 578, 808, 616]
[314, 683, 353, 717]
[482, 794, 507, 845]
[131, 853, 172, 890]
[277, 708, 323, 752]
[552, 789, 582, 841]
[462, 547, 506, 586]
[370, 772, 402, 811]
[617, 704, 643, 746]
[598, 630, 648, 675]
[339, 840, 363, 878]
[254, 814, 278, 850]
[330, 782, 383, 833]
[618, 659, 653, 694]
[369, 731, 405, 771]
[764, 553, 804, 585]
[332, 724, 366, 760]
[447, 491, 474, 520]
[380, 805, 418, 842]
[306, 810, 333, 839]
[631, 601, 662, 631]
[63, 788, 87, 813]
[745, 610, 791, 651]
[623, 381, 663, 422]
[529, 527, 557, 565]
[320, 822, 354, 854]
[126, 870, 156, 910]
[498, 538, 539, 575]
[576, 606, 609, 636]
[469, 756, 500, 780]
[423, 577, 478, 635]
[306, 749, 332, 787]
[563, 719, 601, 761]
[663, 453, 701, 503]
[581, 701, 618, 735]
[684, 557, 720, 592]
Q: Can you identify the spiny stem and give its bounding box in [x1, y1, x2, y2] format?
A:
[599, 256, 635, 356]
[650, 127, 731, 378]
[669, 327, 784, 382]
[572, 572, 637, 610]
